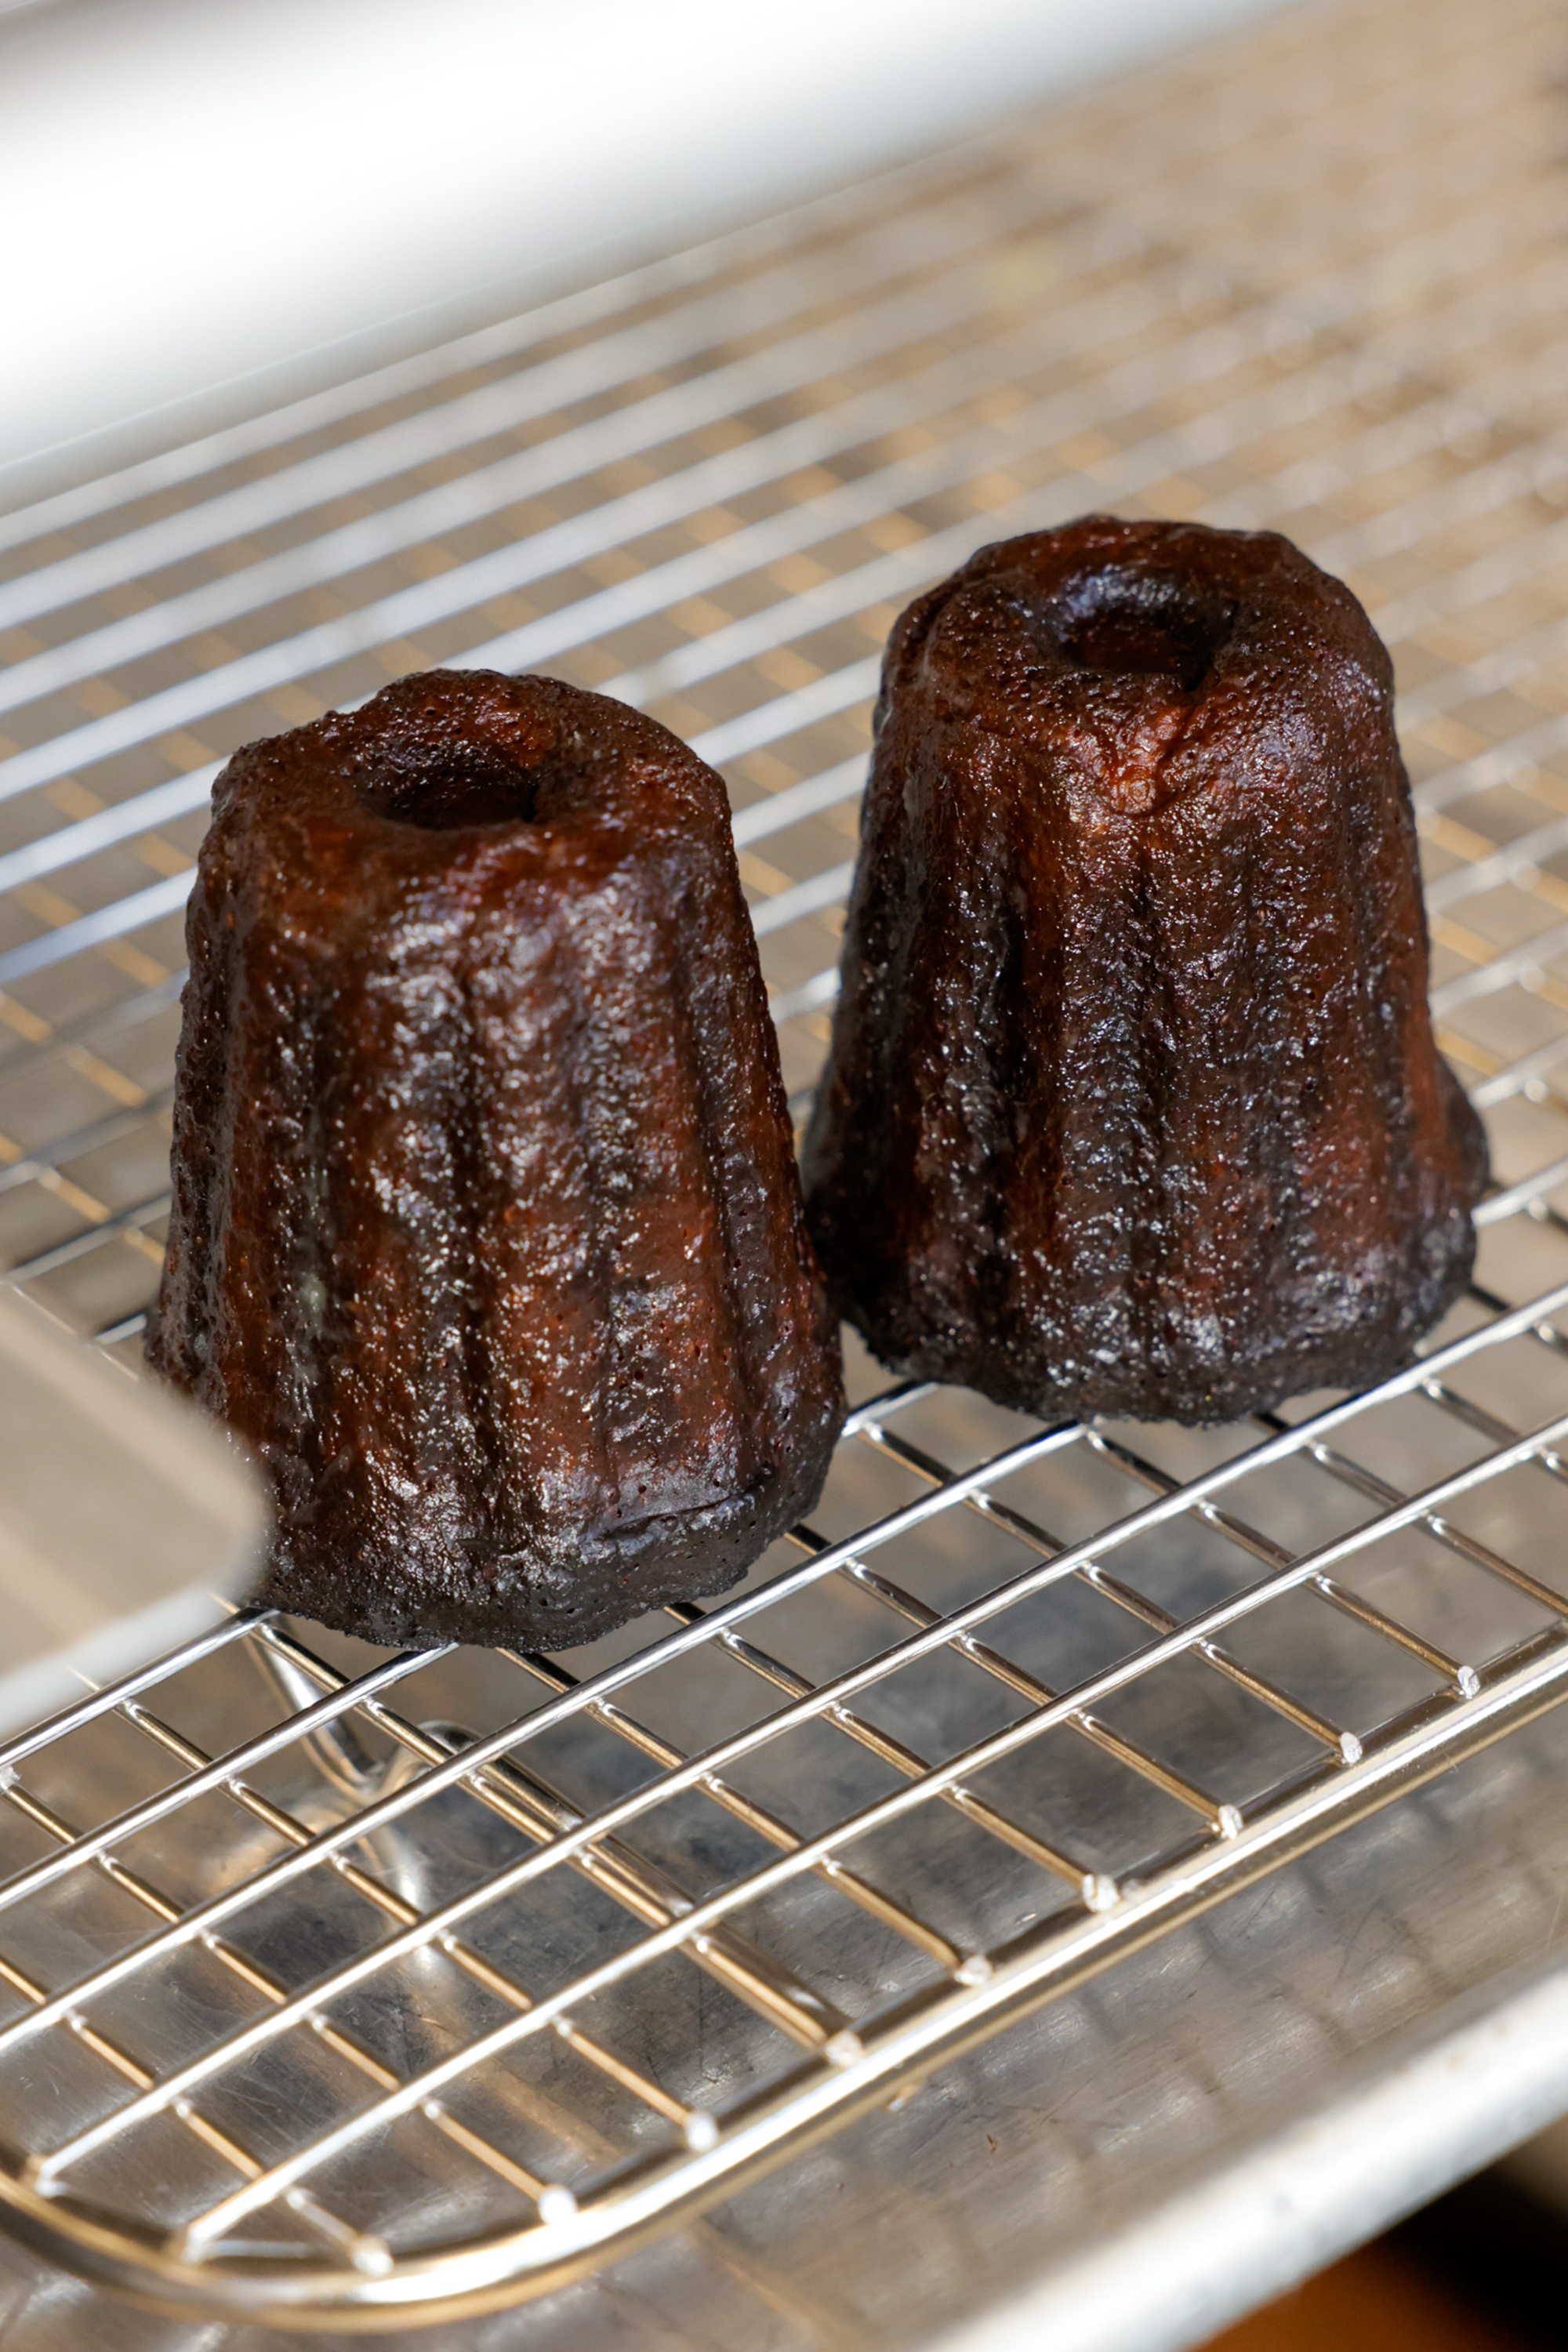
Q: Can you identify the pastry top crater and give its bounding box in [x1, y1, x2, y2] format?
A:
[889, 517, 1389, 815]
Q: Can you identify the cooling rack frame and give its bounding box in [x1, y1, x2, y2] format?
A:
[0, 1404, 1566, 2330]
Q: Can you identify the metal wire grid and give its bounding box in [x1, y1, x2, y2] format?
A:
[0, 0, 1566, 2323]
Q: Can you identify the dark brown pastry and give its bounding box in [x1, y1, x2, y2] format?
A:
[802, 517, 1488, 1425]
[148, 670, 844, 1650]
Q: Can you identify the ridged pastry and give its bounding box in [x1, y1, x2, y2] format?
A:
[802, 518, 1488, 1424]
[150, 670, 844, 1648]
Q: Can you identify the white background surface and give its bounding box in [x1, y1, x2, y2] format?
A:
[1, 0, 1278, 479]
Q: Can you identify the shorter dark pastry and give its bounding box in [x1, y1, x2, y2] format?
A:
[148, 670, 844, 1650]
[802, 517, 1488, 1425]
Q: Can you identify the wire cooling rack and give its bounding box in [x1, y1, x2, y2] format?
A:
[2, 0, 1568, 2327]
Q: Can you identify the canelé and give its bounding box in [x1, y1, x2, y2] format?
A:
[802, 517, 1488, 1424]
[149, 670, 844, 1648]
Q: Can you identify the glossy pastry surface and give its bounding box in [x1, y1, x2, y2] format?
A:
[803, 517, 1488, 1424]
[150, 670, 844, 1648]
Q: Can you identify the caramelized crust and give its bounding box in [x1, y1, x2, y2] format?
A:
[803, 518, 1488, 1424]
[150, 670, 843, 1648]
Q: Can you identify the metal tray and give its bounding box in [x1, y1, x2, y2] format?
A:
[1, 0, 1567, 2336]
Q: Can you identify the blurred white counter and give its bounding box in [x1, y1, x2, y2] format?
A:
[0, 0, 1278, 482]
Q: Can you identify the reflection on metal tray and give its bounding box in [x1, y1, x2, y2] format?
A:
[2, 0, 1568, 2337]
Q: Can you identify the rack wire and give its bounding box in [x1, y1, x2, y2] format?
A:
[2, 0, 1568, 2325]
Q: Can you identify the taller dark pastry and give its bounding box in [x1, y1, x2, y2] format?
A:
[803, 517, 1488, 1425]
[148, 670, 844, 1650]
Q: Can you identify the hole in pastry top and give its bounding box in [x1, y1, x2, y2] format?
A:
[358, 736, 543, 830]
[909, 550, 1247, 735]
[1044, 566, 1237, 692]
